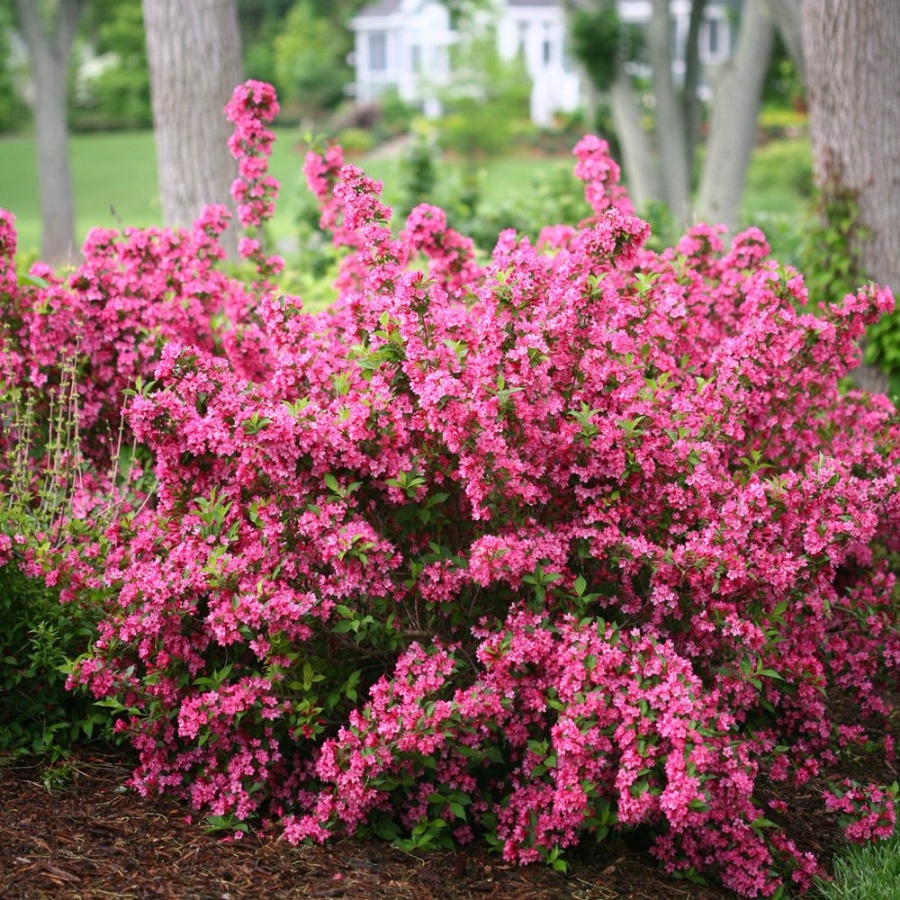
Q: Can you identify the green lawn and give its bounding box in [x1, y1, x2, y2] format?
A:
[0, 128, 811, 258]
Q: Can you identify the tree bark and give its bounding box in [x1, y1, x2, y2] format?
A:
[768, 0, 804, 84]
[695, 0, 775, 232]
[609, 74, 660, 210]
[648, 0, 691, 227]
[14, 0, 86, 266]
[142, 0, 243, 256]
[802, 0, 900, 292]
[682, 0, 707, 176]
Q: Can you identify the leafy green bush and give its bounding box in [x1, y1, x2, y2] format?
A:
[70, 0, 152, 132]
[0, 558, 109, 757]
[436, 19, 531, 162]
[0, 3, 28, 133]
[744, 138, 813, 202]
[0, 372, 116, 757]
[273, 0, 352, 119]
[336, 126, 375, 156]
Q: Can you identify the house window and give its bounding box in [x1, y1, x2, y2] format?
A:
[411, 44, 422, 73]
[701, 12, 728, 64]
[542, 38, 552, 65]
[707, 17, 720, 55]
[369, 32, 387, 71]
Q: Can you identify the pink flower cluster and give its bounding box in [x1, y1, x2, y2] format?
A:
[4, 82, 900, 897]
[823, 780, 897, 843]
[225, 79, 284, 283]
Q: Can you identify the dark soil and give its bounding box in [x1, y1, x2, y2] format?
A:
[0, 728, 890, 900]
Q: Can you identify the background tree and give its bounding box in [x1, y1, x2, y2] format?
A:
[11, 0, 87, 265]
[694, 0, 774, 228]
[801, 0, 899, 293]
[75, 0, 151, 130]
[142, 0, 243, 254]
[566, 0, 659, 209]
[0, 1, 29, 133]
[566, 0, 778, 232]
[238, 0, 293, 99]
[272, 0, 352, 121]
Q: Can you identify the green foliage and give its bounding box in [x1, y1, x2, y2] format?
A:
[568, 2, 623, 91]
[758, 105, 808, 139]
[792, 170, 900, 391]
[375, 88, 417, 138]
[71, 0, 151, 131]
[744, 137, 813, 205]
[799, 180, 866, 310]
[0, 562, 108, 757]
[336, 126, 375, 155]
[0, 368, 116, 758]
[273, 1, 353, 118]
[761, 32, 804, 113]
[814, 820, 900, 900]
[0, 1, 29, 132]
[396, 125, 439, 220]
[444, 162, 586, 251]
[436, 17, 531, 162]
[245, 39, 283, 100]
[567, 0, 643, 94]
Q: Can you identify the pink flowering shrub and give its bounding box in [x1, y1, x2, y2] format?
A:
[823, 780, 897, 844]
[4, 83, 900, 896]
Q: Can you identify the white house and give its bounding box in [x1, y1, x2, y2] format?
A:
[348, 0, 456, 119]
[349, 0, 733, 127]
[495, 0, 581, 127]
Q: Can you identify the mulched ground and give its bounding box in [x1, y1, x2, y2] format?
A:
[0, 725, 890, 900]
[0, 746, 732, 900]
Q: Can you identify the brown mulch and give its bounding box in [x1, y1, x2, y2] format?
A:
[0, 747, 735, 900]
[1, 722, 890, 900]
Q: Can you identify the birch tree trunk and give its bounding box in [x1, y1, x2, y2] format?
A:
[695, 0, 775, 231]
[563, 0, 779, 229]
[609, 74, 659, 210]
[142, 0, 243, 256]
[14, 0, 86, 266]
[802, 0, 900, 292]
[648, 0, 691, 227]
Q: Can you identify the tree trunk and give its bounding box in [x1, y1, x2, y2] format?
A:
[142, 0, 243, 256]
[695, 0, 775, 232]
[648, 0, 691, 227]
[802, 0, 900, 292]
[682, 0, 707, 177]
[768, 0, 804, 84]
[609, 74, 660, 210]
[14, 0, 85, 266]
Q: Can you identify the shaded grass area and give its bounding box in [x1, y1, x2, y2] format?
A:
[0, 128, 810, 258]
[814, 827, 900, 900]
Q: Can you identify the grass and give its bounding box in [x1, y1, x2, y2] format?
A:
[0, 127, 811, 258]
[0, 127, 318, 255]
[814, 827, 900, 899]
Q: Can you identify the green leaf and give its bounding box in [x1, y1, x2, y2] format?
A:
[18, 272, 49, 290]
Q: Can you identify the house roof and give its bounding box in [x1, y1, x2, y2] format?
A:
[355, 0, 401, 16]
[356, 0, 557, 15]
